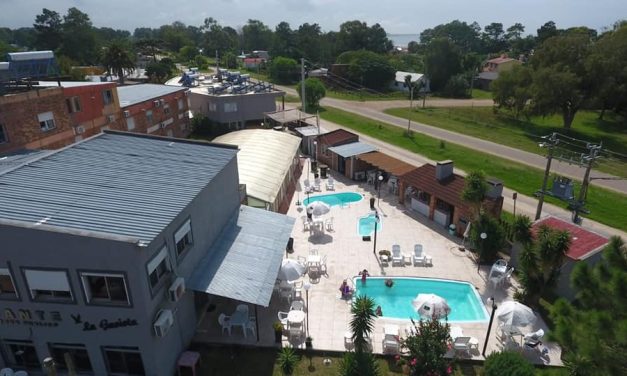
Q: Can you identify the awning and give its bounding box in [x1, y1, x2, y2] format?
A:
[328, 142, 377, 158]
[357, 151, 418, 176]
[293, 126, 321, 137]
[265, 109, 317, 126]
[187, 205, 296, 307]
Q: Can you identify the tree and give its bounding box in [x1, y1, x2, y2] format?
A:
[268, 56, 299, 84]
[241, 19, 272, 52]
[296, 78, 326, 110]
[336, 50, 395, 91]
[419, 20, 482, 53]
[402, 319, 452, 376]
[424, 38, 463, 92]
[271, 22, 298, 60]
[536, 21, 560, 44]
[59, 7, 98, 64]
[201, 18, 238, 57]
[296, 23, 323, 62]
[469, 213, 506, 262]
[518, 224, 571, 306]
[101, 42, 135, 85]
[491, 65, 533, 118]
[159, 21, 192, 52]
[441, 73, 470, 98]
[145, 61, 173, 83]
[484, 351, 535, 376]
[179, 45, 198, 63]
[340, 295, 380, 376]
[461, 170, 489, 218]
[222, 52, 237, 69]
[483, 22, 507, 53]
[549, 237, 627, 375]
[337, 20, 392, 53]
[339, 352, 380, 376]
[511, 215, 533, 246]
[135, 38, 163, 62]
[33, 8, 62, 51]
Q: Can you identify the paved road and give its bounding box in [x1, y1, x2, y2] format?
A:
[277, 84, 627, 195]
[289, 103, 626, 240]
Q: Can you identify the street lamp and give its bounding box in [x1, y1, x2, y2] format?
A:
[377, 175, 384, 206]
[482, 296, 498, 357]
[304, 282, 311, 337]
[478, 232, 487, 272]
[372, 210, 380, 256]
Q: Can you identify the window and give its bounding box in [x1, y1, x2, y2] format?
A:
[208, 102, 217, 112]
[3, 340, 40, 368]
[147, 247, 170, 289]
[103, 90, 114, 105]
[178, 98, 184, 110]
[322, 145, 329, 157]
[81, 272, 129, 305]
[37, 112, 56, 132]
[0, 268, 18, 299]
[146, 110, 153, 125]
[104, 347, 145, 375]
[49, 343, 92, 373]
[66, 96, 81, 113]
[174, 219, 193, 256]
[163, 104, 170, 115]
[24, 269, 72, 302]
[0, 123, 8, 143]
[126, 117, 135, 130]
[224, 102, 237, 112]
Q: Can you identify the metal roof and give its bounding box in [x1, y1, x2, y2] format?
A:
[293, 126, 321, 137]
[265, 109, 317, 126]
[328, 142, 377, 158]
[394, 71, 424, 83]
[0, 150, 53, 174]
[117, 84, 187, 107]
[0, 132, 238, 242]
[214, 130, 301, 205]
[357, 151, 418, 176]
[187, 205, 295, 306]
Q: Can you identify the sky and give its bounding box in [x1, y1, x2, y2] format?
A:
[1, 0, 625, 35]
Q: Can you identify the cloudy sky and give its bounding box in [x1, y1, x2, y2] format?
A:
[1, 0, 625, 34]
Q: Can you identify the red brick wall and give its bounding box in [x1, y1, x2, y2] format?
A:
[121, 91, 191, 138]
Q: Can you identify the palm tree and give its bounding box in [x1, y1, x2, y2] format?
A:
[350, 295, 376, 353]
[461, 170, 489, 221]
[101, 42, 135, 85]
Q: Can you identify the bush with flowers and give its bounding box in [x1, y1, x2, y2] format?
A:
[401, 318, 453, 375]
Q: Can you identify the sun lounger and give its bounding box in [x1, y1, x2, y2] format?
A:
[413, 244, 426, 266]
[392, 244, 404, 266]
[326, 176, 335, 190]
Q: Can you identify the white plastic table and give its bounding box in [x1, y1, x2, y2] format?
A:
[287, 310, 305, 325]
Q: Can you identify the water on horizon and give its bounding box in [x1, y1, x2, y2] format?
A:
[388, 34, 421, 48]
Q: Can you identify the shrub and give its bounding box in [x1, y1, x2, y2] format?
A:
[268, 56, 299, 84]
[484, 351, 534, 376]
[296, 78, 326, 111]
[277, 346, 299, 375]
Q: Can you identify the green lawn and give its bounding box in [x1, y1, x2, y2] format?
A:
[384, 107, 627, 178]
[471, 88, 493, 99]
[320, 106, 627, 231]
[326, 89, 409, 101]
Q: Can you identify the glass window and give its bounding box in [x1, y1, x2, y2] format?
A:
[163, 104, 170, 115]
[224, 102, 237, 112]
[104, 347, 145, 375]
[146, 110, 153, 124]
[174, 220, 193, 256]
[3, 340, 40, 369]
[126, 117, 135, 130]
[37, 112, 56, 131]
[49, 343, 92, 373]
[147, 247, 170, 289]
[24, 269, 72, 302]
[0, 268, 18, 299]
[0, 123, 8, 143]
[178, 98, 184, 110]
[208, 102, 217, 112]
[103, 90, 114, 105]
[81, 273, 129, 305]
[66, 96, 82, 113]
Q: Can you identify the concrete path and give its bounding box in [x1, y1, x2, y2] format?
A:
[276, 84, 627, 195]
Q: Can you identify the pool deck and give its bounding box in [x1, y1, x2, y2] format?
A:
[194, 165, 563, 366]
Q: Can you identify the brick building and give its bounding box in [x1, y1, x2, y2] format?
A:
[117, 84, 191, 138]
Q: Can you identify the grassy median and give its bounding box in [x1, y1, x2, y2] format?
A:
[320, 106, 627, 232]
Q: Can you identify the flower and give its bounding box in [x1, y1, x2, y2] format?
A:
[410, 358, 417, 366]
[447, 365, 453, 374]
[395, 354, 400, 361]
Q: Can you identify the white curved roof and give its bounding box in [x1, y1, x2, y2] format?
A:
[214, 130, 301, 204]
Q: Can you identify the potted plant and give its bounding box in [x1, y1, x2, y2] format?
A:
[278, 346, 299, 375]
[273, 321, 284, 344]
[305, 336, 313, 349]
[379, 249, 391, 264]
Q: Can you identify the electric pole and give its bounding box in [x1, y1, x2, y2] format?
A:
[535, 133, 559, 220]
[572, 142, 602, 223]
[301, 58, 306, 113]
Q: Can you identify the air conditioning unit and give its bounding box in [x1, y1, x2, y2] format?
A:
[107, 115, 115, 123]
[153, 309, 174, 337]
[74, 126, 85, 135]
[168, 277, 185, 303]
[159, 99, 166, 105]
[153, 100, 161, 107]
[184, 90, 190, 97]
[123, 110, 131, 118]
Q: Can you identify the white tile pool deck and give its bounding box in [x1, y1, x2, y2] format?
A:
[194, 168, 563, 366]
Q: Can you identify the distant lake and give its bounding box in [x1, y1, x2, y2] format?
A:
[388, 34, 420, 48]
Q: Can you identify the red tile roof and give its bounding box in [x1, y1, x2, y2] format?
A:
[317, 129, 358, 146]
[400, 164, 466, 208]
[532, 216, 609, 261]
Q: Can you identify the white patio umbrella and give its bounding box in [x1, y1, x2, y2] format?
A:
[278, 259, 306, 282]
[495, 301, 536, 334]
[306, 201, 331, 217]
[412, 293, 451, 319]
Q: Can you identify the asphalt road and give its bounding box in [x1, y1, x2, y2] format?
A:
[277, 84, 627, 195]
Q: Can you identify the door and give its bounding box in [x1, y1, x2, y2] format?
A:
[338, 156, 346, 174]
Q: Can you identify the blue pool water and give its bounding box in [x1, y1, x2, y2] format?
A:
[303, 192, 362, 207]
[358, 213, 381, 236]
[353, 277, 489, 322]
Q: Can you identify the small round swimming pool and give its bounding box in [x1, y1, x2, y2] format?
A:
[353, 277, 489, 322]
[358, 212, 381, 236]
[303, 192, 363, 207]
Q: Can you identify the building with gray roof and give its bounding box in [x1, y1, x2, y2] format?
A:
[0, 131, 295, 375]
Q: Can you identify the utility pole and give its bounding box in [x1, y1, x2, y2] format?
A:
[535, 133, 559, 220]
[572, 142, 602, 223]
[407, 85, 414, 134]
[301, 58, 306, 113]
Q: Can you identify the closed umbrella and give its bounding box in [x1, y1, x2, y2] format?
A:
[412, 293, 451, 319]
[496, 301, 536, 334]
[306, 201, 331, 217]
[278, 259, 305, 282]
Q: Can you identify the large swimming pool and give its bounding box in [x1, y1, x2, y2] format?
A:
[353, 277, 489, 322]
[358, 212, 381, 236]
[303, 192, 363, 207]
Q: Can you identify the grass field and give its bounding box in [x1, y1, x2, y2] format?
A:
[384, 107, 627, 178]
[325, 89, 409, 101]
[320, 106, 627, 231]
[471, 88, 493, 99]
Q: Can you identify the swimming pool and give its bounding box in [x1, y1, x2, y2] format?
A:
[358, 212, 381, 236]
[353, 277, 489, 322]
[303, 192, 363, 207]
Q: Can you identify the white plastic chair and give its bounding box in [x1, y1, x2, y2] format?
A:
[13, 372, 25, 376]
[278, 311, 289, 327]
[453, 337, 472, 355]
[246, 316, 256, 337]
[326, 176, 335, 191]
[236, 304, 249, 315]
[524, 329, 545, 348]
[290, 300, 305, 311]
[325, 217, 334, 231]
[413, 244, 426, 266]
[314, 178, 321, 191]
[218, 313, 232, 336]
[392, 244, 403, 266]
[302, 216, 311, 231]
[304, 179, 312, 193]
[495, 259, 508, 268]
[292, 280, 303, 300]
[1, 368, 15, 376]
